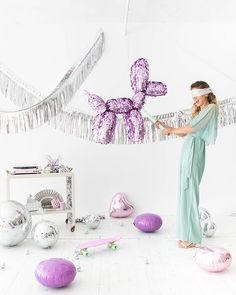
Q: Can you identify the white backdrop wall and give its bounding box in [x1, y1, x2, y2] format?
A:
[0, 9, 235, 217]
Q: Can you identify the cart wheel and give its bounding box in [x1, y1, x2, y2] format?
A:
[65, 218, 69, 224]
[71, 225, 75, 232]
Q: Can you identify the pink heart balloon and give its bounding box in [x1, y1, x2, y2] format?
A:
[195, 246, 232, 272]
[109, 192, 134, 218]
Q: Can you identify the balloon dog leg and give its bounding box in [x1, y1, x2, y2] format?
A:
[92, 112, 117, 144]
[123, 110, 145, 141]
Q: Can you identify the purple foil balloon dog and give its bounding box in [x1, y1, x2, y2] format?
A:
[87, 58, 167, 144]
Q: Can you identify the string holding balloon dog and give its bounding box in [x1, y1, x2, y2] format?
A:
[86, 58, 167, 144]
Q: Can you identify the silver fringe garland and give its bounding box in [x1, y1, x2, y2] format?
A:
[0, 64, 235, 143]
[17, 96, 236, 144]
[0, 31, 235, 143]
[0, 30, 104, 133]
[50, 97, 236, 144]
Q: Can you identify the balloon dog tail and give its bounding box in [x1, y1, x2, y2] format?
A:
[85, 90, 107, 114]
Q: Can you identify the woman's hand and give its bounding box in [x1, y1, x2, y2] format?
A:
[163, 126, 175, 136]
[155, 120, 175, 136]
[155, 120, 165, 128]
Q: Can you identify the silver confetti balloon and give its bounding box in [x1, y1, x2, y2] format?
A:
[201, 219, 216, 237]
[199, 207, 211, 222]
[84, 214, 101, 229]
[31, 220, 59, 248]
[0, 200, 32, 247]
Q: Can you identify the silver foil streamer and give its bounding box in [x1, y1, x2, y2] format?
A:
[0, 30, 104, 133]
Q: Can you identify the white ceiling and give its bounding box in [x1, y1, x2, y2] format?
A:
[0, 0, 236, 24]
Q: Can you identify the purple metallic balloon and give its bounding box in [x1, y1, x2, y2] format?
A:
[133, 213, 163, 233]
[109, 192, 134, 218]
[92, 111, 117, 144]
[87, 57, 168, 144]
[123, 109, 145, 141]
[132, 91, 146, 109]
[195, 246, 232, 272]
[146, 81, 168, 97]
[107, 98, 133, 113]
[130, 58, 149, 93]
[87, 92, 107, 114]
[35, 258, 76, 288]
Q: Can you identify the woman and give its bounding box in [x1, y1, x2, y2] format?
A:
[156, 81, 219, 248]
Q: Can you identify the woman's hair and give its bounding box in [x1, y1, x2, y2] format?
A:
[190, 81, 218, 118]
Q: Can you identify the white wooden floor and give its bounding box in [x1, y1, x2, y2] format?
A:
[0, 214, 236, 295]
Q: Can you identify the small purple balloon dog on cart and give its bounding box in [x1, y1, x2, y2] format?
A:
[86, 58, 168, 144]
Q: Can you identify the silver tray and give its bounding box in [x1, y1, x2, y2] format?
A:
[33, 189, 63, 209]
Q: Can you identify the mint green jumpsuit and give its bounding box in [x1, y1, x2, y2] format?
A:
[177, 103, 219, 244]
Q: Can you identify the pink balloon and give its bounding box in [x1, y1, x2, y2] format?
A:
[109, 192, 134, 218]
[195, 246, 232, 272]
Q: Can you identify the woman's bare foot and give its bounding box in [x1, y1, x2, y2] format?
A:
[178, 240, 200, 248]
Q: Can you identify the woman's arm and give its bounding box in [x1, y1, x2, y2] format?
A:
[177, 133, 187, 137]
[169, 125, 194, 135]
[155, 120, 193, 136]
